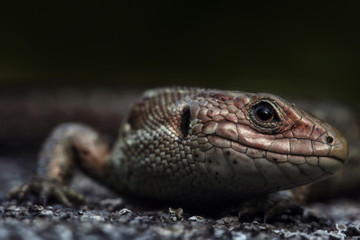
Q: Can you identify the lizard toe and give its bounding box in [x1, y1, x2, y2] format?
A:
[8, 177, 85, 207]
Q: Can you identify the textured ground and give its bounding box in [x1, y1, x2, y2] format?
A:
[1, 153, 360, 240]
[1, 88, 360, 239]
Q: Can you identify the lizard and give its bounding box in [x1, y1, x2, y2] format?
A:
[9, 87, 349, 211]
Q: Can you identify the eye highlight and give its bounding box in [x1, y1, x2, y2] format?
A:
[253, 103, 275, 122]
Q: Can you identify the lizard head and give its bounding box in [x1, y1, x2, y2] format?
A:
[186, 90, 348, 195]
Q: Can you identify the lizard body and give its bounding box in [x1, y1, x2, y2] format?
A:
[10, 87, 349, 206]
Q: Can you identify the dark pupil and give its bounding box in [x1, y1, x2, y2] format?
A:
[254, 105, 273, 121]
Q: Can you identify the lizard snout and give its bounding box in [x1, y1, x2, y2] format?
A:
[318, 123, 349, 174]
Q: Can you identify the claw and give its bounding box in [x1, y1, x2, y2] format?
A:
[19, 184, 30, 199]
[8, 177, 85, 207]
[67, 189, 85, 204]
[8, 184, 28, 201]
[236, 191, 304, 222]
[39, 192, 48, 206]
[54, 187, 72, 207]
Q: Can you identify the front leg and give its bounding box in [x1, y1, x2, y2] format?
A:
[237, 186, 310, 222]
[9, 123, 111, 206]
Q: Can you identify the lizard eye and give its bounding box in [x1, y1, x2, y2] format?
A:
[253, 103, 275, 122]
[249, 100, 281, 132]
[180, 106, 191, 138]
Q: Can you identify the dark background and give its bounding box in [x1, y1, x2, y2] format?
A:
[1, 4, 360, 239]
[0, 1, 358, 104]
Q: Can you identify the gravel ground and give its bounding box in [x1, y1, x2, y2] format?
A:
[0, 155, 359, 240]
[1, 89, 360, 240]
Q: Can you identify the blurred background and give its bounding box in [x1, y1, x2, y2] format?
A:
[0, 1, 359, 149]
[1, 2, 358, 94]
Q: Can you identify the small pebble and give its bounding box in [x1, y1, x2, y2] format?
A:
[39, 209, 53, 217]
[188, 216, 204, 222]
[118, 208, 132, 215]
[335, 223, 347, 232]
[30, 205, 44, 212]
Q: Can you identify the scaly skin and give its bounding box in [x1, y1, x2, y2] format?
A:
[10, 87, 349, 206]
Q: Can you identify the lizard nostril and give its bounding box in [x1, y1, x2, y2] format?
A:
[326, 136, 334, 144]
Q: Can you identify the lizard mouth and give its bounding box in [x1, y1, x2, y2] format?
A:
[227, 139, 346, 177]
[316, 156, 345, 173]
[191, 133, 348, 189]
